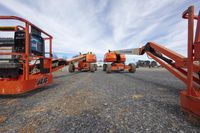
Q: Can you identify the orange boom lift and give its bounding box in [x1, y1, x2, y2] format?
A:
[0, 16, 71, 95]
[68, 52, 97, 73]
[103, 50, 136, 73]
[116, 6, 200, 117]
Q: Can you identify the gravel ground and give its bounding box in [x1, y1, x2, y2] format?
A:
[0, 67, 200, 133]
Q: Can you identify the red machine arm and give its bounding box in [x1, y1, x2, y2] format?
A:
[143, 6, 200, 116]
[51, 54, 86, 72]
[116, 6, 200, 117]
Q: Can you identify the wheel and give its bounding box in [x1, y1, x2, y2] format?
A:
[68, 63, 75, 73]
[103, 64, 107, 71]
[90, 64, 95, 72]
[94, 64, 97, 71]
[151, 61, 157, 68]
[128, 63, 136, 73]
[136, 64, 139, 68]
[106, 64, 112, 73]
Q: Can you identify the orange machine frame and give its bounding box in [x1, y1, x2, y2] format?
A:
[0, 16, 53, 94]
[77, 53, 96, 71]
[103, 51, 133, 73]
[109, 63, 131, 71]
[137, 6, 200, 117]
[68, 53, 97, 72]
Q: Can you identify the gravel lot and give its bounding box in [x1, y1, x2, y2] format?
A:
[0, 68, 200, 133]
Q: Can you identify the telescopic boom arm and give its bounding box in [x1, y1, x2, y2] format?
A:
[115, 5, 200, 117]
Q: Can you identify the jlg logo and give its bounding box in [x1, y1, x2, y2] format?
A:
[37, 77, 48, 86]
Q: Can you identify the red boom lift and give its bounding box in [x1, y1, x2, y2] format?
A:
[116, 6, 200, 117]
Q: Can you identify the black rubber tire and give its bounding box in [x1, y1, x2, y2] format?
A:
[90, 64, 95, 72]
[94, 64, 97, 71]
[68, 63, 75, 73]
[128, 63, 136, 73]
[151, 61, 157, 68]
[106, 64, 112, 73]
[103, 64, 107, 71]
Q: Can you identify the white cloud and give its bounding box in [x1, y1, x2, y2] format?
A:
[0, 0, 199, 61]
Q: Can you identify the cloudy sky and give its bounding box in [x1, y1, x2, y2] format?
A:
[0, 0, 199, 62]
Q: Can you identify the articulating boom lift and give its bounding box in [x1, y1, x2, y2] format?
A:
[103, 50, 136, 73]
[68, 52, 97, 73]
[0, 16, 55, 94]
[0, 16, 83, 95]
[116, 6, 200, 117]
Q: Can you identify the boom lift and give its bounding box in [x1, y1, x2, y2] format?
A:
[68, 52, 97, 73]
[0, 16, 69, 95]
[103, 50, 136, 73]
[116, 6, 200, 117]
